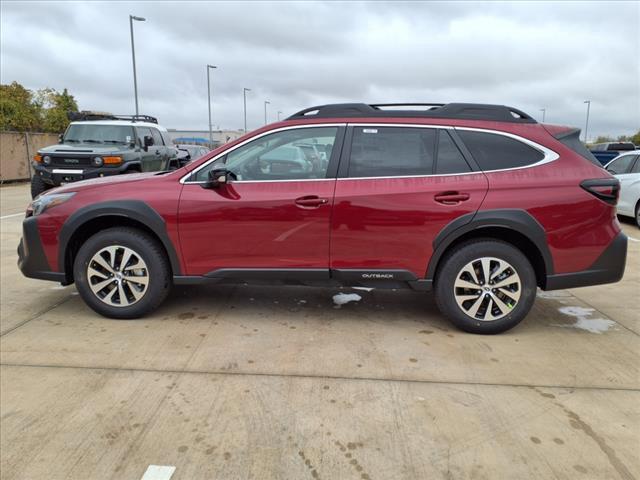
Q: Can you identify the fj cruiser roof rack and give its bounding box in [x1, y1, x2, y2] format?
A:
[67, 111, 158, 124]
[287, 103, 536, 124]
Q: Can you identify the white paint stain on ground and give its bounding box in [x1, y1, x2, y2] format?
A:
[332, 293, 362, 307]
[140, 465, 176, 480]
[627, 236, 639, 242]
[551, 306, 616, 334]
[536, 290, 572, 299]
[352, 287, 374, 292]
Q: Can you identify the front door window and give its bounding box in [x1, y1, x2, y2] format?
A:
[193, 127, 338, 182]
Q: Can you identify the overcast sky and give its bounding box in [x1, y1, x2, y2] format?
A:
[1, 1, 639, 138]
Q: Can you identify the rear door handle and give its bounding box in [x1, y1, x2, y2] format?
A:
[295, 195, 329, 208]
[434, 192, 470, 205]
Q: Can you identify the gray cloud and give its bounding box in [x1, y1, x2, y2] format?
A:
[1, 0, 638, 138]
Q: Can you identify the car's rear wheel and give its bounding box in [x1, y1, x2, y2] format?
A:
[30, 174, 51, 199]
[435, 239, 536, 334]
[635, 201, 639, 228]
[73, 227, 171, 319]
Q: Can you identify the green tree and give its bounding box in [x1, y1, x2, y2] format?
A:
[0, 82, 78, 133]
[0, 81, 41, 131]
[631, 130, 640, 146]
[41, 88, 78, 133]
[593, 135, 613, 144]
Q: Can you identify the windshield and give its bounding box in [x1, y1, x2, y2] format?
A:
[64, 124, 135, 144]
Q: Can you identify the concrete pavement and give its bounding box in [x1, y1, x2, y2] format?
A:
[1, 183, 638, 479]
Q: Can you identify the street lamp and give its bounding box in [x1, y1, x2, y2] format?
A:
[129, 15, 146, 116]
[277, 110, 283, 121]
[264, 100, 270, 125]
[206, 65, 217, 147]
[540, 108, 546, 123]
[583, 100, 591, 143]
[243, 88, 251, 132]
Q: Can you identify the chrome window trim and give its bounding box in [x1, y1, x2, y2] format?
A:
[180, 122, 559, 185]
[453, 126, 559, 171]
[180, 123, 346, 184]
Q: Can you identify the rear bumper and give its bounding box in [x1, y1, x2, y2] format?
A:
[17, 216, 67, 283]
[544, 232, 627, 290]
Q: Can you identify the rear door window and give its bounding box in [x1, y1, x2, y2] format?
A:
[348, 127, 436, 177]
[631, 157, 640, 174]
[457, 130, 545, 171]
[435, 130, 471, 174]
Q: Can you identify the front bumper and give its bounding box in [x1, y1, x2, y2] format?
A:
[544, 232, 628, 290]
[34, 163, 127, 187]
[17, 216, 67, 283]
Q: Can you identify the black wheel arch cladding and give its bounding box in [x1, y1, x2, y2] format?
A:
[58, 200, 181, 278]
[426, 209, 554, 280]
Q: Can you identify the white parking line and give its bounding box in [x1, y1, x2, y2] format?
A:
[0, 212, 24, 220]
[140, 465, 176, 480]
[628, 236, 639, 242]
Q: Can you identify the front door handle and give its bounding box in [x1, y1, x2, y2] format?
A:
[155, 150, 161, 155]
[434, 191, 470, 205]
[295, 195, 329, 208]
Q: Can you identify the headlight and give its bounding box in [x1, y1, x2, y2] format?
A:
[93, 156, 104, 166]
[27, 192, 76, 216]
[43, 155, 52, 165]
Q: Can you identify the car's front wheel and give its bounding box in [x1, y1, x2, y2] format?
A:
[73, 227, 171, 319]
[435, 239, 536, 334]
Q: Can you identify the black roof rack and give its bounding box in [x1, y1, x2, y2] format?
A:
[287, 103, 536, 124]
[67, 111, 158, 124]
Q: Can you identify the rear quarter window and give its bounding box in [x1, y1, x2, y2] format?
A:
[457, 130, 544, 171]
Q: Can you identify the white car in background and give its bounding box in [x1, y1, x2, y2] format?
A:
[605, 150, 640, 227]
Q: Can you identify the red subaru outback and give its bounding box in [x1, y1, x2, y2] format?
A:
[18, 103, 627, 334]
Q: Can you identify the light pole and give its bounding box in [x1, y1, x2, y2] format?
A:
[277, 110, 283, 121]
[206, 65, 217, 147]
[243, 88, 251, 132]
[264, 100, 270, 125]
[540, 108, 546, 123]
[129, 15, 146, 116]
[583, 100, 591, 143]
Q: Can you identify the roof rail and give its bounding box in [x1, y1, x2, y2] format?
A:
[286, 103, 536, 124]
[67, 111, 158, 124]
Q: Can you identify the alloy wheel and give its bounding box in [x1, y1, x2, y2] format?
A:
[87, 245, 149, 307]
[453, 256, 521, 321]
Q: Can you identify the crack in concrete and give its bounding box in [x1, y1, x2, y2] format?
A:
[531, 387, 636, 480]
[0, 294, 75, 337]
[1, 362, 638, 393]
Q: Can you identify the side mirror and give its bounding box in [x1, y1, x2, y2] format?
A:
[143, 135, 154, 151]
[58, 134, 64, 143]
[204, 168, 233, 189]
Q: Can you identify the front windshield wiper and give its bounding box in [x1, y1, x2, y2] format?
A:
[103, 140, 125, 144]
[64, 139, 79, 143]
[82, 139, 103, 144]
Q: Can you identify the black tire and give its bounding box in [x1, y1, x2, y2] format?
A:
[30, 174, 51, 199]
[434, 239, 536, 334]
[73, 227, 171, 319]
[635, 202, 639, 228]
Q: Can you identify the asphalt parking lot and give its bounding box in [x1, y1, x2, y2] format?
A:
[0, 182, 638, 480]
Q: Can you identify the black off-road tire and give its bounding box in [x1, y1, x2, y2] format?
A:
[30, 174, 51, 199]
[434, 239, 536, 334]
[73, 227, 171, 319]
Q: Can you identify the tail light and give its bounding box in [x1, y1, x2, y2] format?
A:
[580, 178, 620, 205]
